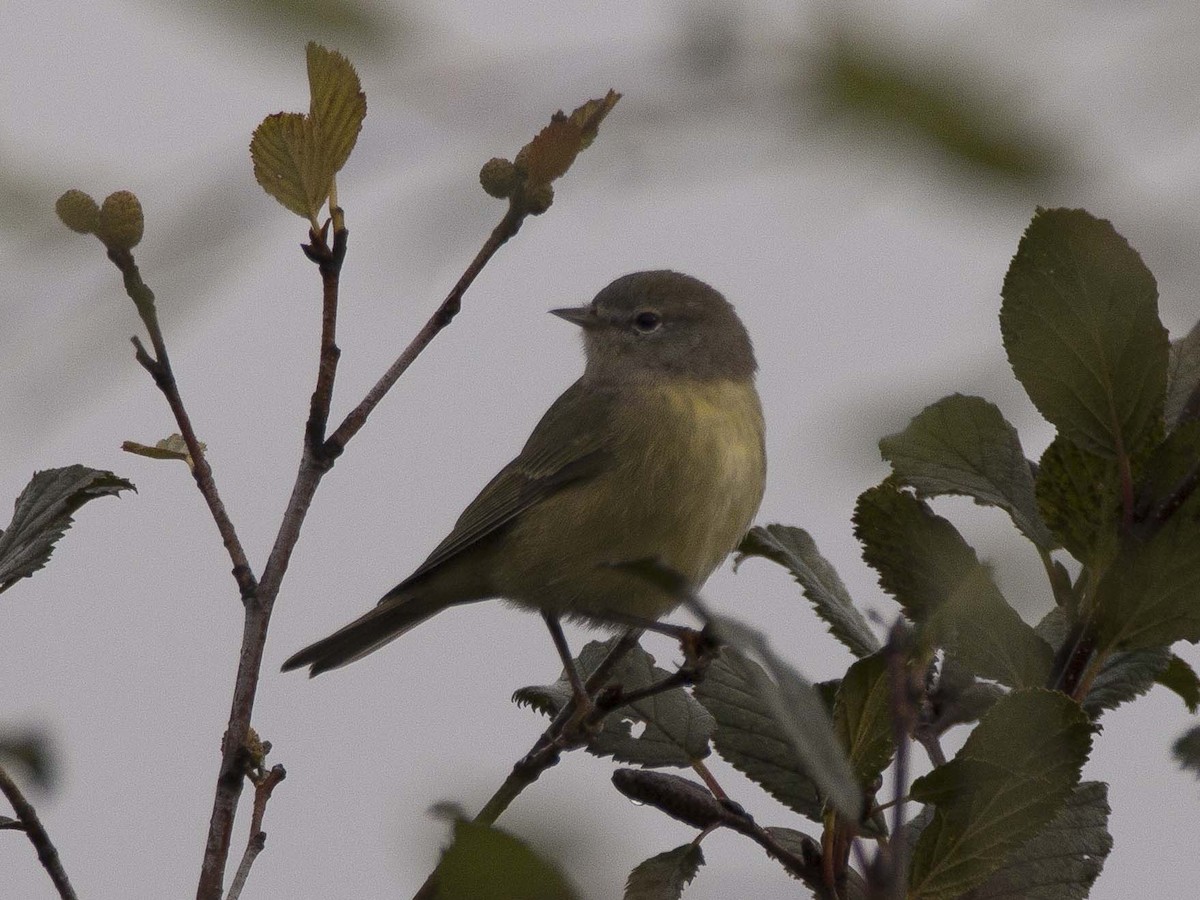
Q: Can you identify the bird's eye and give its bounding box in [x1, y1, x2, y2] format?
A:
[633, 310, 662, 333]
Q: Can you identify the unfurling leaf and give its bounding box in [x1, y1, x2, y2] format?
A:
[1000, 208, 1168, 460]
[1156, 654, 1200, 714]
[880, 393, 1054, 549]
[736, 525, 879, 658]
[122, 434, 205, 471]
[306, 41, 366, 175]
[0, 466, 135, 594]
[250, 112, 332, 223]
[514, 91, 621, 187]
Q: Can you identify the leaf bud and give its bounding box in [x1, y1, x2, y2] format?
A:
[55, 189, 100, 235]
[479, 157, 520, 198]
[97, 191, 145, 250]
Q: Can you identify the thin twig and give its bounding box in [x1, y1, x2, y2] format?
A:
[108, 248, 257, 600]
[226, 764, 287, 900]
[325, 202, 526, 454]
[0, 764, 79, 900]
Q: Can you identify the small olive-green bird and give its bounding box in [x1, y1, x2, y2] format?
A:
[283, 270, 766, 677]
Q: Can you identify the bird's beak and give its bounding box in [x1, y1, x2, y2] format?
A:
[549, 305, 595, 328]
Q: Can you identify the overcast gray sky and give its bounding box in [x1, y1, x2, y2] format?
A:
[3, 2, 1200, 898]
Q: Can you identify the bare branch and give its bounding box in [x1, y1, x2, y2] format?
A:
[0, 764, 79, 900]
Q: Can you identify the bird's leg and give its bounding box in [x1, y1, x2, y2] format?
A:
[542, 612, 592, 712]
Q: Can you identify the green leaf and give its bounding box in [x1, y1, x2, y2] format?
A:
[623, 844, 704, 900]
[1166, 320, 1200, 428]
[1082, 647, 1171, 717]
[908, 689, 1093, 899]
[692, 653, 823, 822]
[854, 484, 1052, 687]
[1000, 207, 1168, 460]
[250, 112, 332, 222]
[513, 639, 714, 767]
[833, 652, 894, 790]
[435, 820, 578, 900]
[696, 609, 863, 822]
[1174, 725, 1200, 778]
[0, 466, 134, 594]
[966, 781, 1112, 899]
[306, 42, 366, 175]
[880, 393, 1054, 549]
[1131, 419, 1200, 533]
[1156, 654, 1200, 714]
[1035, 435, 1122, 568]
[1091, 498, 1200, 653]
[927, 656, 1005, 733]
[736, 525, 879, 658]
[853, 483, 977, 621]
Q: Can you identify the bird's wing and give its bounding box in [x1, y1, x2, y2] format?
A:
[398, 379, 618, 587]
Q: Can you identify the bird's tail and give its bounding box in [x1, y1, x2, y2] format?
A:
[281, 591, 452, 677]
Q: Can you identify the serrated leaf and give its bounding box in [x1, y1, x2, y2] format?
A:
[853, 483, 977, 621]
[250, 112, 332, 222]
[514, 91, 620, 186]
[692, 612, 861, 823]
[927, 656, 1006, 732]
[965, 781, 1112, 900]
[623, 844, 704, 900]
[1091, 493, 1200, 653]
[0, 466, 134, 594]
[854, 484, 1053, 687]
[692, 653, 824, 821]
[1035, 434, 1122, 568]
[1082, 647, 1171, 717]
[736, 525, 879, 658]
[880, 393, 1055, 549]
[1156, 654, 1200, 714]
[833, 652, 894, 789]
[435, 820, 578, 900]
[1166, 320, 1200, 428]
[908, 689, 1093, 899]
[1000, 207, 1168, 459]
[513, 638, 713, 767]
[306, 42, 365, 175]
[121, 434, 204, 471]
[1174, 725, 1200, 778]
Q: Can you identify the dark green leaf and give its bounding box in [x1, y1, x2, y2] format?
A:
[0, 466, 134, 594]
[966, 781, 1111, 899]
[1174, 725, 1200, 778]
[908, 689, 1093, 899]
[854, 484, 1052, 687]
[1156, 654, 1200, 714]
[435, 820, 578, 900]
[1131, 420, 1200, 536]
[1083, 647, 1171, 717]
[513, 639, 713, 768]
[693, 653, 823, 821]
[1035, 434, 1122, 569]
[1000, 208, 1168, 460]
[736, 525, 879, 658]
[927, 657, 1005, 732]
[1091, 497, 1200, 653]
[696, 609, 862, 821]
[1166, 320, 1200, 427]
[833, 652, 894, 789]
[623, 844, 704, 900]
[880, 393, 1054, 549]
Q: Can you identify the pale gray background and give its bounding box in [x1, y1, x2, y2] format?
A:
[3, 2, 1199, 898]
